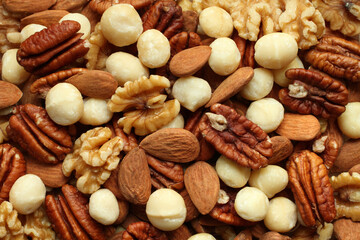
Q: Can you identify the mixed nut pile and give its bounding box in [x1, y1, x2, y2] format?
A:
[1, 0, 360, 239]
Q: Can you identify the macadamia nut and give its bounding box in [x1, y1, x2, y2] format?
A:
[246, 98, 284, 133]
[273, 56, 304, 87]
[2, 49, 30, 85]
[215, 155, 251, 188]
[101, 4, 143, 47]
[199, 6, 233, 38]
[234, 187, 269, 222]
[9, 174, 46, 215]
[264, 197, 297, 232]
[20, 24, 46, 42]
[208, 37, 240, 76]
[248, 165, 288, 198]
[240, 68, 274, 101]
[137, 29, 170, 68]
[255, 32, 298, 69]
[46, 83, 84, 126]
[338, 102, 360, 139]
[172, 76, 212, 112]
[89, 189, 119, 225]
[161, 114, 185, 129]
[79, 98, 113, 126]
[146, 188, 186, 231]
[188, 233, 217, 240]
[60, 13, 91, 39]
[106, 51, 149, 86]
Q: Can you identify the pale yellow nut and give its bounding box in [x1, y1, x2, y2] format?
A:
[338, 102, 360, 139]
[215, 155, 251, 188]
[46, 83, 84, 126]
[199, 6, 233, 38]
[272, 56, 304, 87]
[161, 114, 185, 129]
[240, 68, 274, 101]
[264, 197, 297, 233]
[79, 98, 113, 126]
[101, 4, 143, 47]
[188, 233, 217, 240]
[246, 98, 284, 133]
[7, 32, 21, 44]
[89, 189, 119, 225]
[9, 174, 46, 215]
[60, 13, 91, 39]
[255, 32, 298, 69]
[2, 49, 30, 85]
[20, 24, 46, 43]
[146, 188, 186, 231]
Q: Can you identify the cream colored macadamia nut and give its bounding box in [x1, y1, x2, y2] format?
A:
[199, 6, 233, 38]
[20, 24, 46, 42]
[2, 49, 30, 85]
[246, 98, 284, 133]
[208, 37, 240, 76]
[101, 4, 143, 47]
[255, 32, 298, 69]
[106, 51, 149, 86]
[46, 83, 84, 126]
[161, 114, 185, 129]
[146, 188, 186, 231]
[188, 233, 217, 240]
[89, 189, 119, 225]
[273, 56, 304, 87]
[137, 29, 170, 68]
[60, 13, 91, 39]
[79, 98, 113, 126]
[9, 174, 46, 215]
[215, 155, 251, 188]
[264, 197, 297, 233]
[338, 102, 360, 139]
[240, 68, 274, 101]
[172, 76, 212, 112]
[249, 165, 288, 198]
[234, 187, 269, 222]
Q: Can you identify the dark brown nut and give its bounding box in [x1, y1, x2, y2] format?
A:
[17, 20, 89, 76]
[182, 10, 199, 33]
[6, 104, 72, 164]
[3, 0, 56, 14]
[179, 189, 199, 222]
[104, 164, 125, 200]
[20, 10, 69, 29]
[234, 229, 252, 240]
[287, 150, 336, 227]
[268, 136, 293, 165]
[232, 32, 255, 68]
[110, 115, 138, 154]
[279, 68, 349, 118]
[89, 0, 153, 14]
[166, 224, 192, 240]
[199, 103, 272, 169]
[0, 144, 26, 201]
[50, 0, 88, 11]
[122, 221, 168, 240]
[142, 0, 183, 39]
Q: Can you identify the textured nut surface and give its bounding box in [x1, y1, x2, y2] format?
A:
[0, 201, 25, 239]
[24, 206, 55, 240]
[122, 221, 168, 240]
[268, 136, 293, 164]
[264, 197, 297, 233]
[240, 68, 274, 101]
[20, 24, 47, 43]
[60, 13, 91, 39]
[0, 81, 22, 109]
[89, 188, 119, 225]
[199, 6, 233, 38]
[215, 155, 250, 188]
[20, 10, 69, 29]
[335, 138, 360, 172]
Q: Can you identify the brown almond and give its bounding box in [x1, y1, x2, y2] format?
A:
[180, 189, 199, 222]
[334, 219, 360, 240]
[20, 10, 69, 29]
[169, 46, 211, 77]
[184, 161, 220, 215]
[50, 0, 88, 11]
[205, 67, 254, 107]
[118, 147, 151, 205]
[334, 139, 360, 172]
[275, 113, 320, 141]
[66, 70, 118, 99]
[349, 164, 360, 175]
[0, 81, 23, 109]
[3, 0, 56, 13]
[268, 135, 293, 164]
[139, 128, 200, 163]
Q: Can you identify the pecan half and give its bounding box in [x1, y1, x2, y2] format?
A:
[122, 221, 168, 240]
[287, 150, 336, 227]
[199, 104, 272, 169]
[110, 115, 138, 154]
[89, 0, 153, 14]
[232, 32, 255, 68]
[279, 68, 349, 118]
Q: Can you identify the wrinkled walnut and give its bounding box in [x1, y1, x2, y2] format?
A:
[122, 221, 168, 240]
[24, 206, 55, 240]
[62, 127, 124, 194]
[0, 201, 26, 240]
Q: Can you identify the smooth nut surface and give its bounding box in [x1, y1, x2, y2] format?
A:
[199, 6, 233, 38]
[60, 13, 91, 39]
[89, 188, 119, 225]
[338, 102, 360, 139]
[273, 56, 304, 87]
[240, 68, 274, 101]
[2, 49, 30, 85]
[79, 98, 113, 126]
[161, 114, 185, 129]
[215, 155, 251, 188]
[264, 197, 297, 233]
[188, 233, 217, 240]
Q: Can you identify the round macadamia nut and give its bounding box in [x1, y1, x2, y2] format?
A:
[235, 187, 269, 222]
[146, 188, 186, 231]
[46, 83, 84, 126]
[106, 51, 149, 86]
[208, 37, 240, 76]
[240, 68, 274, 101]
[199, 6, 233, 38]
[60, 13, 91, 39]
[273, 56, 304, 87]
[2, 49, 30, 85]
[255, 32, 298, 69]
[20, 24, 46, 42]
[137, 29, 170, 68]
[172, 76, 211, 112]
[9, 174, 46, 215]
[246, 98, 284, 133]
[264, 197, 297, 232]
[79, 98, 113, 126]
[215, 155, 251, 188]
[338, 102, 360, 138]
[101, 4, 143, 47]
[161, 114, 185, 129]
[188, 233, 217, 240]
[89, 189, 119, 225]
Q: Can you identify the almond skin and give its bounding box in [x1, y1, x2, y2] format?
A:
[0, 81, 23, 109]
[3, 0, 56, 13]
[268, 135, 293, 164]
[334, 139, 360, 172]
[20, 10, 69, 29]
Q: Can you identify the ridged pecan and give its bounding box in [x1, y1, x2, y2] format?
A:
[199, 103, 272, 169]
[279, 68, 349, 118]
[232, 32, 255, 68]
[122, 221, 168, 240]
[110, 115, 138, 154]
[17, 20, 89, 76]
[89, 0, 153, 14]
[287, 150, 336, 227]
[6, 104, 72, 164]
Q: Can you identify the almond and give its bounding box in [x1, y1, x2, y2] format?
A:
[3, 0, 56, 13]
[118, 147, 151, 205]
[139, 128, 200, 163]
[20, 10, 69, 29]
[268, 135, 293, 164]
[0, 81, 22, 109]
[334, 219, 360, 240]
[50, 0, 88, 11]
[65, 70, 118, 99]
[275, 113, 320, 141]
[184, 161, 220, 215]
[334, 139, 360, 172]
[169, 46, 211, 77]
